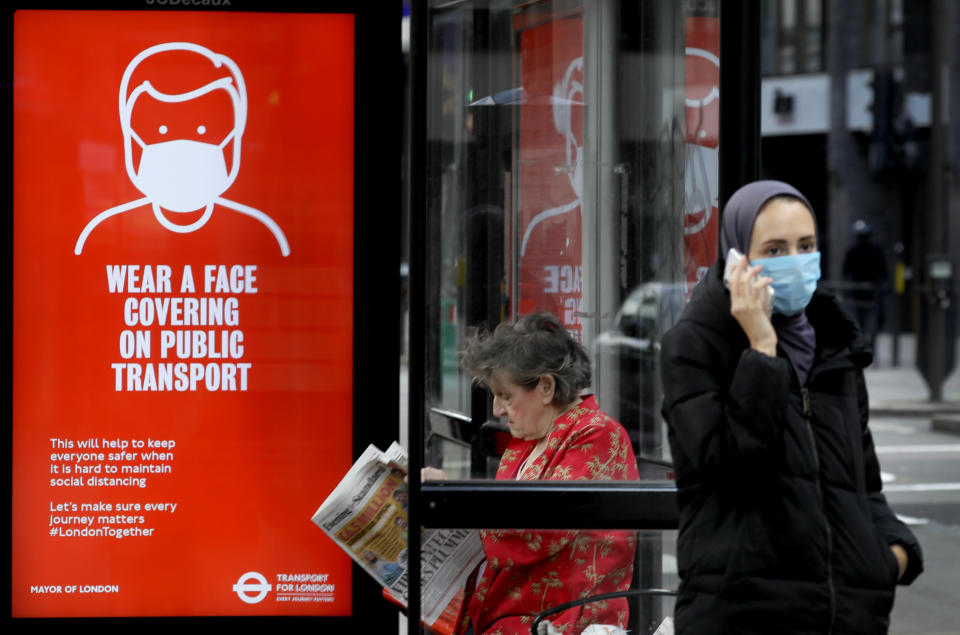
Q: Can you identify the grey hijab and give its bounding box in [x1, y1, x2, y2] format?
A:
[719, 180, 817, 385]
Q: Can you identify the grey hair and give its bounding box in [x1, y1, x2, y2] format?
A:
[459, 312, 591, 407]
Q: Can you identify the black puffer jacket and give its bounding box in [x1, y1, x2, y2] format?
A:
[660, 261, 923, 635]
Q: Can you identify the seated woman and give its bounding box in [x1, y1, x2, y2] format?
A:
[427, 312, 639, 635]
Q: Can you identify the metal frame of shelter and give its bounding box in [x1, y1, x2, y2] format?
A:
[405, 0, 761, 632]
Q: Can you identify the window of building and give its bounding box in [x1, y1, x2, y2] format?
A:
[761, 0, 824, 76]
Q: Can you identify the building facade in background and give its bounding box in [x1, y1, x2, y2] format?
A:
[759, 0, 958, 394]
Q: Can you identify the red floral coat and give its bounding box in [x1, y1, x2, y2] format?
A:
[460, 395, 639, 635]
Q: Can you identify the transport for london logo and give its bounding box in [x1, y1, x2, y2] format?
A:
[233, 571, 271, 604]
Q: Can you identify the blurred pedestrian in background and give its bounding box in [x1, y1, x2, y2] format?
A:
[843, 219, 889, 354]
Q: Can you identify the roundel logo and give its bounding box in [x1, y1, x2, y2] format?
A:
[233, 571, 272, 604]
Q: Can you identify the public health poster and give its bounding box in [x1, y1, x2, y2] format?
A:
[12, 11, 355, 616]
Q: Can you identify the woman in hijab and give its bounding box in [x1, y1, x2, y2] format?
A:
[659, 180, 923, 634]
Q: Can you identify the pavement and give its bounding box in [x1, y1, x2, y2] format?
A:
[864, 334, 960, 433]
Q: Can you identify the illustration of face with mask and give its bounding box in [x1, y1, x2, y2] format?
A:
[74, 42, 289, 256]
[120, 43, 246, 229]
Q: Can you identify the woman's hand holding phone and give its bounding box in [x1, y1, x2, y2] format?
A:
[725, 249, 778, 357]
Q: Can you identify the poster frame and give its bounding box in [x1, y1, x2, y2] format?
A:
[2, 1, 401, 630]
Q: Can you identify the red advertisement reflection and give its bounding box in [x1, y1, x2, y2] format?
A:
[515, 15, 584, 338]
[683, 16, 721, 296]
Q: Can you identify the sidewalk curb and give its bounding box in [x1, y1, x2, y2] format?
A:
[870, 402, 960, 436]
[870, 401, 960, 418]
[932, 415, 960, 435]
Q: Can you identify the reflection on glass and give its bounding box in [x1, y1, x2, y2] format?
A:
[422, 0, 713, 483]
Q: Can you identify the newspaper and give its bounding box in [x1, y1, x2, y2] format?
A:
[312, 442, 485, 634]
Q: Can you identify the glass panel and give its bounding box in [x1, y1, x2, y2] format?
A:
[423, 529, 678, 635]
[422, 0, 717, 483]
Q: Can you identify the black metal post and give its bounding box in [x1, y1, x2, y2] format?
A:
[718, 0, 761, 213]
[407, 0, 427, 632]
[918, 0, 954, 401]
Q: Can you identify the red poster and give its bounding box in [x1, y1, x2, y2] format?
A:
[683, 16, 720, 295]
[516, 16, 584, 338]
[12, 11, 355, 616]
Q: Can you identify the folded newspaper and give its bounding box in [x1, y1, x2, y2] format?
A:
[311, 442, 484, 634]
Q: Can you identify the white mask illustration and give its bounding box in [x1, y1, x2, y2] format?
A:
[132, 137, 232, 212]
[119, 44, 246, 220]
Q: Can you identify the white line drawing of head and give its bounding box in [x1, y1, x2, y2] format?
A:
[552, 56, 583, 200]
[684, 46, 720, 234]
[684, 47, 719, 110]
[521, 56, 584, 257]
[684, 142, 718, 234]
[75, 42, 290, 256]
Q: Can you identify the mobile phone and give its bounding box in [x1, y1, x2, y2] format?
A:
[723, 248, 774, 315]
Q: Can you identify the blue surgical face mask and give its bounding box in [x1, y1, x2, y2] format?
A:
[752, 252, 821, 316]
